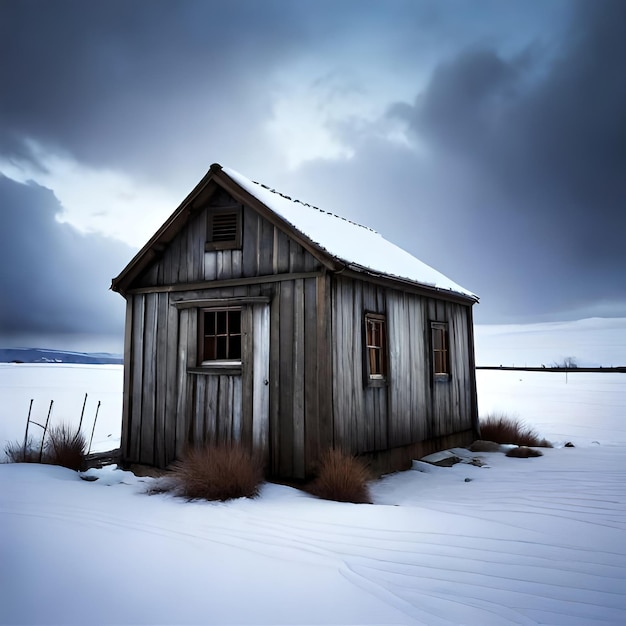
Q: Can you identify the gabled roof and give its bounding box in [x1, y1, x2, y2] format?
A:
[112, 163, 478, 302]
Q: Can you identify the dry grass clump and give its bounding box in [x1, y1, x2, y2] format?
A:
[479, 414, 552, 448]
[506, 446, 543, 458]
[171, 443, 264, 501]
[307, 448, 372, 504]
[46, 424, 87, 471]
[4, 423, 87, 470]
[3, 439, 41, 463]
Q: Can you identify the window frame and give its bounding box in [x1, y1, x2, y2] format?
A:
[431, 321, 450, 381]
[363, 312, 388, 387]
[205, 206, 242, 251]
[198, 307, 243, 369]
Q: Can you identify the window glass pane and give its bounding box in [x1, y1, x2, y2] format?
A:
[230, 335, 242, 359]
[216, 311, 227, 335]
[216, 336, 228, 359]
[365, 314, 387, 379]
[201, 308, 242, 362]
[433, 328, 443, 351]
[229, 310, 241, 334]
[203, 336, 215, 360]
[205, 311, 215, 334]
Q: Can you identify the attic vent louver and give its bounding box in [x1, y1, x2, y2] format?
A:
[212, 213, 238, 241]
[206, 207, 242, 251]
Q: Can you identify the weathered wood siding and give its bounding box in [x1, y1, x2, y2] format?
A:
[331, 275, 475, 457]
[122, 275, 330, 477]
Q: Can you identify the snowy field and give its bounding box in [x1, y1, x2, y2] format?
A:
[1, 321, 625, 625]
[0, 363, 123, 457]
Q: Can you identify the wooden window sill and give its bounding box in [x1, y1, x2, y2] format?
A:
[367, 377, 388, 388]
[188, 365, 242, 376]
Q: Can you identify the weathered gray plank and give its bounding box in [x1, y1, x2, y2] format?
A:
[204, 252, 217, 281]
[153, 292, 169, 467]
[303, 277, 319, 474]
[232, 376, 242, 442]
[175, 308, 190, 458]
[252, 303, 270, 462]
[278, 281, 294, 476]
[242, 207, 258, 277]
[193, 375, 206, 442]
[241, 306, 254, 447]
[140, 293, 158, 465]
[164, 296, 179, 464]
[120, 298, 133, 462]
[274, 228, 290, 275]
[292, 278, 305, 478]
[231, 250, 243, 279]
[269, 287, 281, 474]
[129, 295, 144, 463]
[317, 273, 333, 459]
[259, 217, 274, 275]
[205, 374, 218, 442]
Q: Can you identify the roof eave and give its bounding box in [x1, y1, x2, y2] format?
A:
[111, 164, 224, 296]
[341, 265, 479, 305]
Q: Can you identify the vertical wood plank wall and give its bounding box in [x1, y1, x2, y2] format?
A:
[331, 276, 475, 456]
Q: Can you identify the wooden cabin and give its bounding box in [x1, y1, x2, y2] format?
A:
[111, 163, 479, 478]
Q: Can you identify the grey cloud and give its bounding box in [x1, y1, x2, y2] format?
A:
[0, 0, 307, 180]
[1, 0, 623, 328]
[0, 175, 133, 335]
[381, 0, 626, 321]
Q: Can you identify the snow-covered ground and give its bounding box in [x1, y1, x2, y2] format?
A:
[1, 320, 625, 625]
[0, 363, 123, 457]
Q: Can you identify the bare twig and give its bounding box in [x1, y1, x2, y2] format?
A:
[88, 401, 101, 455]
[77, 393, 88, 433]
[23, 399, 34, 459]
[38, 400, 54, 462]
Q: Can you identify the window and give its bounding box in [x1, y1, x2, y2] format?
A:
[199, 309, 242, 363]
[364, 313, 388, 385]
[431, 322, 450, 379]
[206, 207, 241, 251]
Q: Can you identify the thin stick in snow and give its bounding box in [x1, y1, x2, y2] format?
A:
[38, 400, 54, 462]
[23, 399, 34, 459]
[78, 393, 88, 433]
[88, 401, 101, 455]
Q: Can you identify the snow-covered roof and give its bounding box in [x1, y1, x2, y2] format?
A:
[224, 167, 477, 300]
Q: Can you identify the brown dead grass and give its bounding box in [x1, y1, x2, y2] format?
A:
[4, 423, 87, 471]
[172, 443, 264, 501]
[3, 439, 41, 463]
[506, 446, 544, 458]
[307, 448, 372, 504]
[479, 414, 552, 448]
[46, 424, 87, 470]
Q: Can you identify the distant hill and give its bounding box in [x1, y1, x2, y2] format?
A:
[0, 348, 123, 365]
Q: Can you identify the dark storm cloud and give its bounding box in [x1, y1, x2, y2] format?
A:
[0, 0, 309, 180]
[1, 0, 624, 327]
[0, 0, 391, 183]
[383, 0, 626, 321]
[0, 175, 133, 335]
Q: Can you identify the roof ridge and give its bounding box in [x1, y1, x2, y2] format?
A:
[251, 179, 378, 234]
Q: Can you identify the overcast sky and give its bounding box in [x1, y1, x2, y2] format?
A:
[1, 0, 624, 350]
